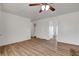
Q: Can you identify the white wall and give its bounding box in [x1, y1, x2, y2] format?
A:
[33, 18, 57, 40]
[35, 19, 50, 40]
[31, 22, 35, 37]
[56, 12, 79, 45]
[0, 11, 31, 46]
[0, 5, 3, 35]
[34, 11, 79, 45]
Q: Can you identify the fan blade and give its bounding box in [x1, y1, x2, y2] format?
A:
[39, 10, 42, 13]
[29, 4, 41, 6]
[49, 6, 55, 11]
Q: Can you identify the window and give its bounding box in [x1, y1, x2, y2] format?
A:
[49, 25, 54, 36]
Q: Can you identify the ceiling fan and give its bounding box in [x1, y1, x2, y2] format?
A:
[29, 3, 55, 13]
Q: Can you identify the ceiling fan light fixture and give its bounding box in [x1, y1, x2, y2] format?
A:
[29, 3, 55, 13]
[45, 5, 50, 11]
[41, 5, 50, 11]
[41, 5, 45, 11]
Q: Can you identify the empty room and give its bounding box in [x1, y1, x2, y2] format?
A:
[0, 3, 79, 56]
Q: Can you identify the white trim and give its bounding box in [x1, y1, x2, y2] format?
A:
[57, 40, 79, 46]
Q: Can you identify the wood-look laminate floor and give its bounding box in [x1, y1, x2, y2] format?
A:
[0, 38, 79, 56]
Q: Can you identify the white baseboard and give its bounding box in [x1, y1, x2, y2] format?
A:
[57, 40, 79, 46]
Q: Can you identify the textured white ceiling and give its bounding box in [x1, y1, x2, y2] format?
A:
[1, 3, 79, 21]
